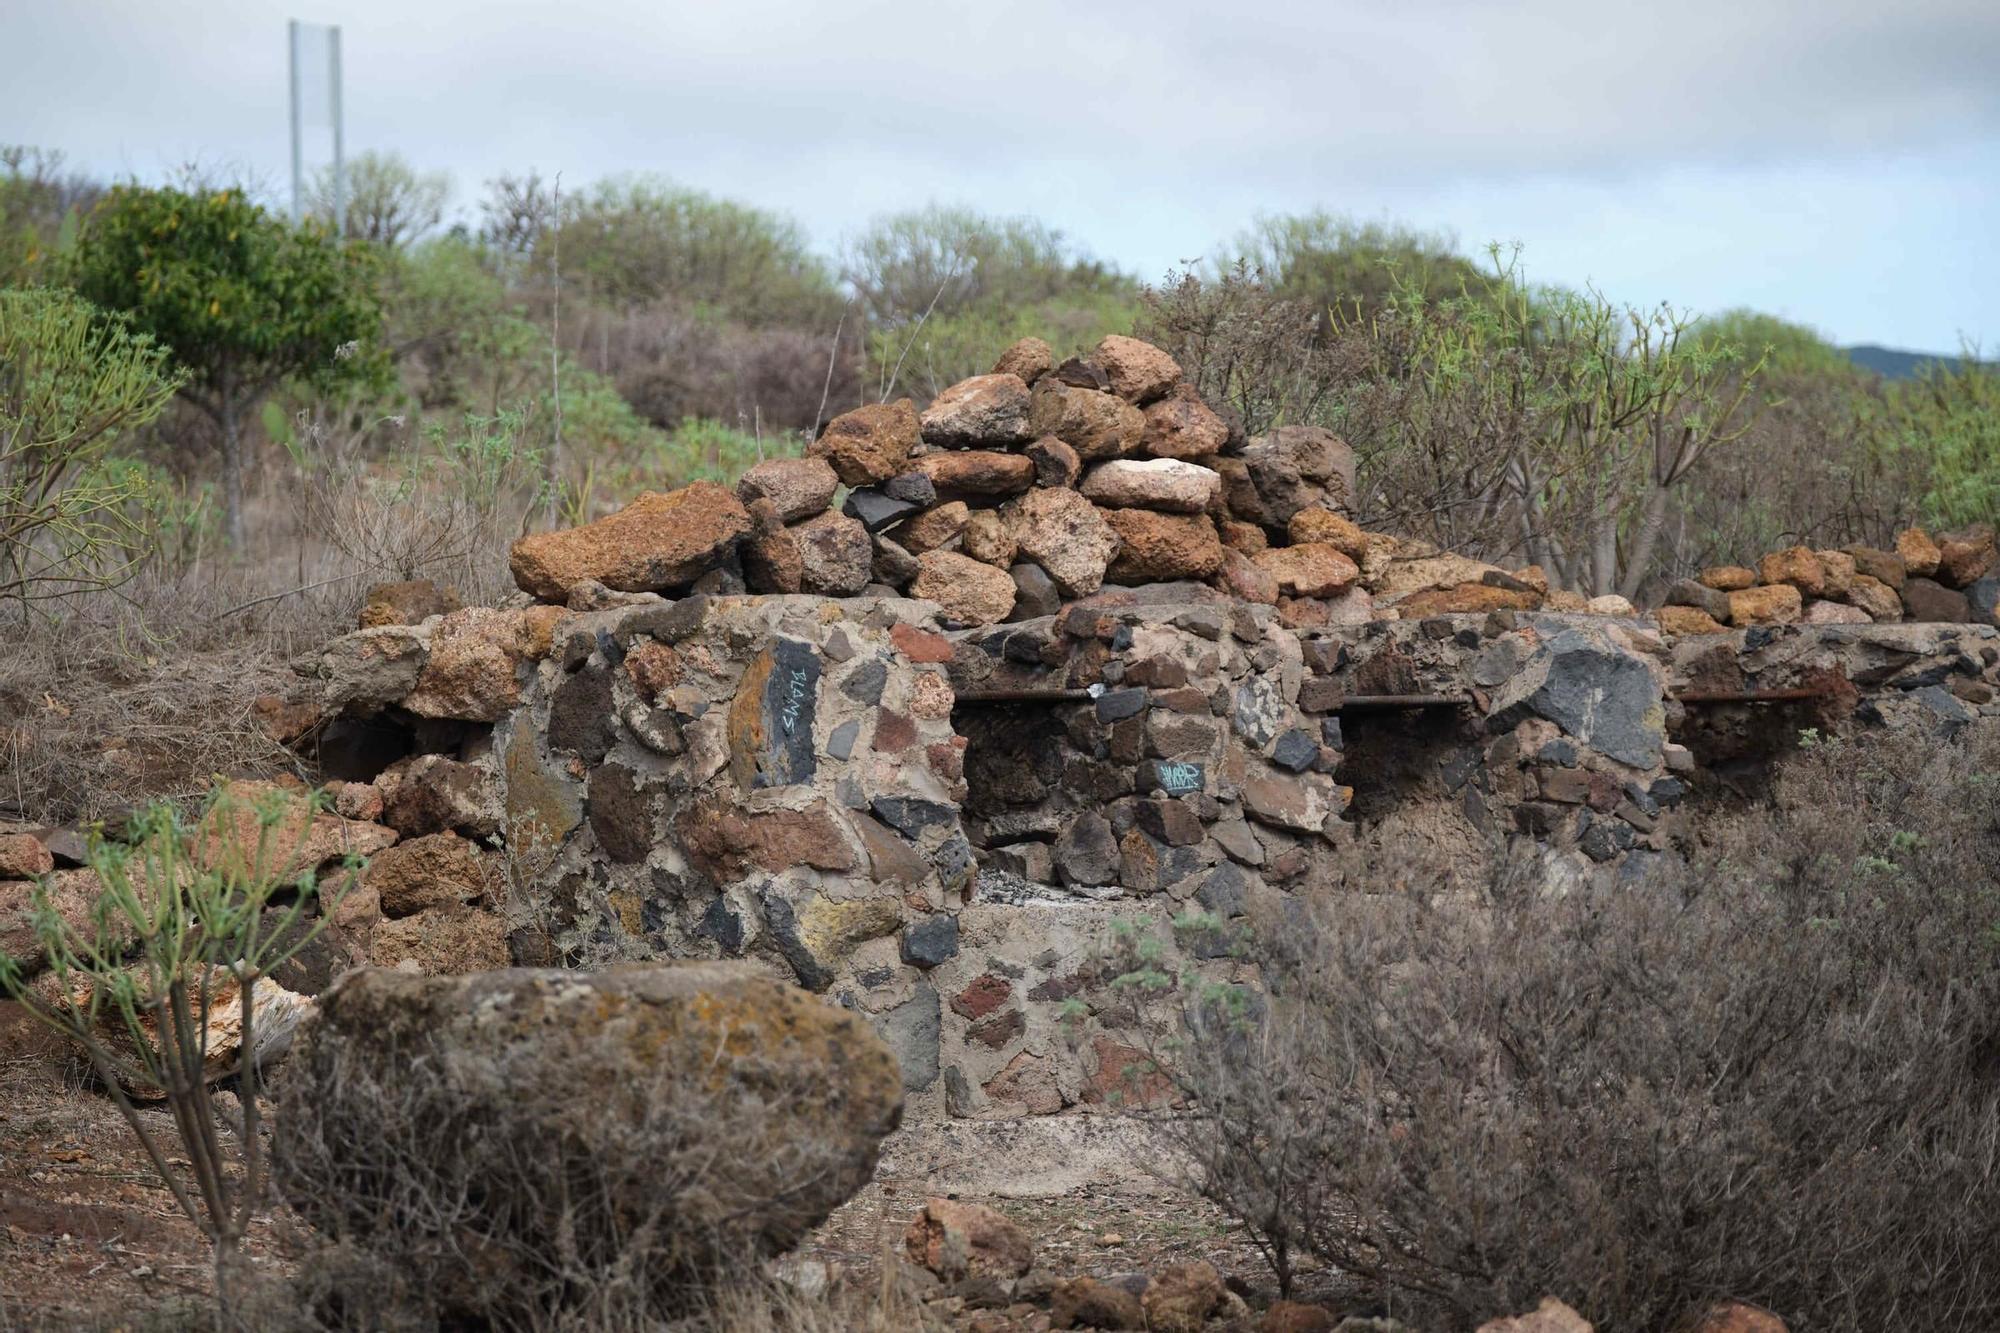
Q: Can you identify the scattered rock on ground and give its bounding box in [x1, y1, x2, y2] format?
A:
[903, 1197, 1034, 1281]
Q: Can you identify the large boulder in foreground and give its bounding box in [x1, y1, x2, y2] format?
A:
[509, 483, 750, 600]
[276, 963, 903, 1323]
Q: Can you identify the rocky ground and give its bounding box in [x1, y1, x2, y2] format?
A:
[0, 1001, 1352, 1332]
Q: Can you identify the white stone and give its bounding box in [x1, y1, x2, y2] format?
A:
[1077, 458, 1221, 514]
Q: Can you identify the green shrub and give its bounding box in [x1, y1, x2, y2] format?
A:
[0, 285, 182, 609]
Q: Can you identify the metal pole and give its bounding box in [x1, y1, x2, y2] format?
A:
[287, 20, 302, 225]
[329, 25, 345, 237]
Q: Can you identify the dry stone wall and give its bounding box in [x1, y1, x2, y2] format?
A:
[285, 570, 2000, 1118]
[71, 330, 1990, 1120]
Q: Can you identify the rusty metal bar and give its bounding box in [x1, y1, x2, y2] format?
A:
[1672, 687, 1833, 705]
[958, 685, 1838, 709]
[954, 687, 1092, 703]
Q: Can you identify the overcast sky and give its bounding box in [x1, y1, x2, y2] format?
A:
[9, 0, 1998, 352]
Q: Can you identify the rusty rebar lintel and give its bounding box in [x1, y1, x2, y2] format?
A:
[1329, 693, 1470, 710]
[1672, 687, 1833, 705]
[954, 688, 1093, 703]
[955, 686, 1837, 709]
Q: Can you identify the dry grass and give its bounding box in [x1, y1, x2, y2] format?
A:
[1, 450, 519, 828]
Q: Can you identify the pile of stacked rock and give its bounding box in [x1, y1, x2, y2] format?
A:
[1657, 528, 2000, 635]
[510, 332, 2000, 639]
[509, 334, 1630, 631]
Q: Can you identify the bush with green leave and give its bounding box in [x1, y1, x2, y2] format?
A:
[68, 184, 388, 548]
[0, 285, 183, 609]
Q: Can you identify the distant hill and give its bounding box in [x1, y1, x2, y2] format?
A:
[1844, 344, 1968, 379]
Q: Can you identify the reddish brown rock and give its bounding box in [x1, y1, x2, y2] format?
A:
[1275, 596, 1329, 629]
[735, 455, 839, 523]
[1010, 487, 1121, 597]
[1253, 543, 1359, 598]
[1052, 1276, 1145, 1331]
[1082, 1035, 1174, 1107]
[195, 779, 397, 881]
[904, 1198, 1034, 1281]
[1025, 434, 1082, 488]
[741, 497, 805, 594]
[1219, 518, 1268, 554]
[1260, 1300, 1336, 1333]
[1140, 383, 1229, 460]
[898, 500, 971, 554]
[911, 550, 1017, 627]
[1141, 1260, 1225, 1333]
[811, 399, 920, 485]
[1758, 545, 1827, 597]
[1101, 509, 1225, 581]
[405, 606, 566, 721]
[622, 640, 682, 702]
[1094, 334, 1182, 404]
[1656, 605, 1727, 635]
[1394, 582, 1541, 616]
[1029, 380, 1147, 461]
[363, 831, 493, 918]
[359, 578, 461, 629]
[676, 797, 859, 882]
[919, 374, 1034, 448]
[379, 754, 500, 840]
[510, 483, 750, 600]
[1846, 572, 1904, 622]
[990, 336, 1054, 384]
[1727, 583, 1804, 625]
[1286, 507, 1368, 560]
[1937, 525, 1996, 588]
[1895, 526, 1942, 578]
[251, 693, 321, 745]
[1215, 549, 1280, 605]
[792, 511, 873, 596]
[1813, 548, 1856, 597]
[889, 623, 955, 664]
[1, 869, 126, 981]
[981, 1051, 1062, 1116]
[910, 449, 1037, 502]
[0, 833, 53, 880]
[952, 973, 1012, 1020]
[1698, 564, 1758, 591]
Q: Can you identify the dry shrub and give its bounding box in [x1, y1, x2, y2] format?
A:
[0, 565, 343, 826]
[272, 1000, 894, 1331]
[1148, 728, 2000, 1330]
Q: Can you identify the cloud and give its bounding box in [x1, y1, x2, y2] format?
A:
[4, 0, 1996, 348]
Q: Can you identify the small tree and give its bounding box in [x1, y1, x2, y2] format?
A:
[0, 784, 357, 1327]
[0, 286, 183, 609]
[69, 184, 386, 548]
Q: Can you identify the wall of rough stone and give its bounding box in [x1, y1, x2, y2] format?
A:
[286, 574, 2000, 1119]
